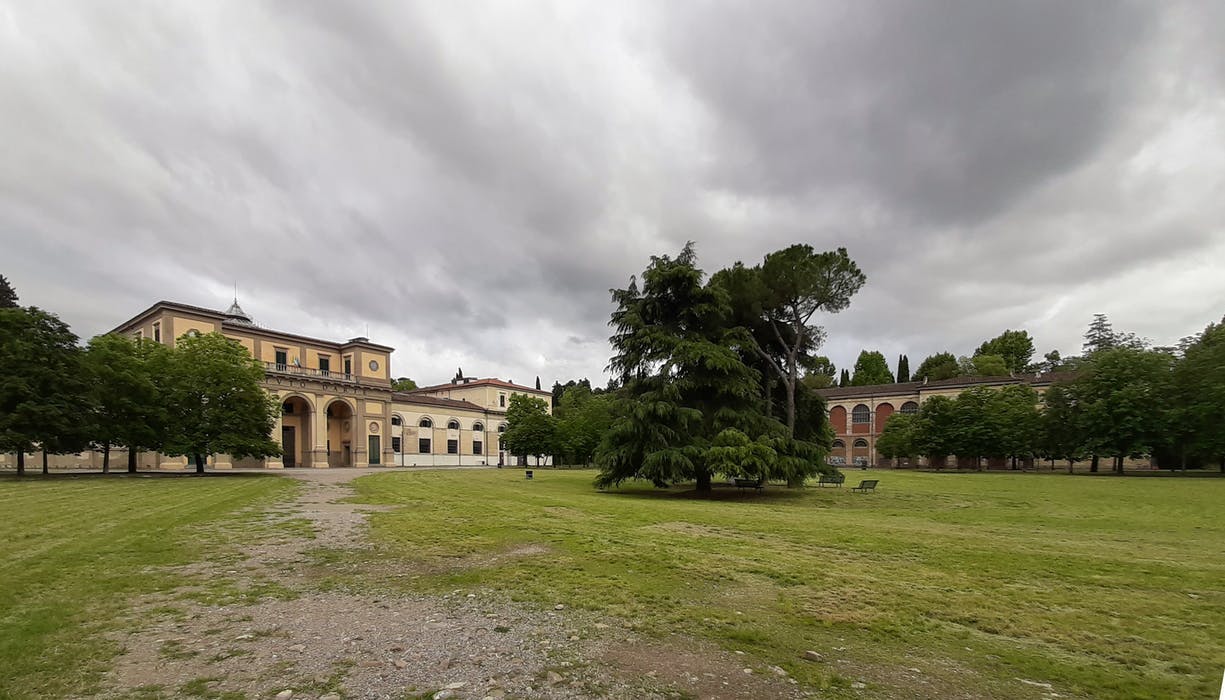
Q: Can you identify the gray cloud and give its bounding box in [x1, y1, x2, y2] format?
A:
[1, 1, 1222, 388]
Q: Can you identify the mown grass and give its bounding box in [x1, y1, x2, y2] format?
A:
[348, 469, 1225, 699]
[0, 474, 297, 699]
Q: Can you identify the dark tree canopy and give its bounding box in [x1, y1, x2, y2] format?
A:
[503, 393, 557, 465]
[913, 352, 959, 382]
[596, 243, 829, 492]
[83, 334, 172, 473]
[162, 332, 280, 473]
[896, 354, 910, 383]
[391, 377, 418, 392]
[0, 307, 86, 475]
[850, 350, 893, 385]
[974, 329, 1035, 374]
[0, 275, 17, 308]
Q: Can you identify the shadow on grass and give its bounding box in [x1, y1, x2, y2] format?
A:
[597, 481, 812, 502]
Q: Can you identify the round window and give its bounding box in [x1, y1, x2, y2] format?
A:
[369, 359, 379, 371]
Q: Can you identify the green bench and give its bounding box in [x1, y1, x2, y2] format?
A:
[733, 477, 764, 491]
[817, 474, 845, 487]
[851, 479, 879, 493]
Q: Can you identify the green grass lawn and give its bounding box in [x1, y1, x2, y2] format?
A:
[346, 469, 1225, 699]
[0, 474, 297, 699]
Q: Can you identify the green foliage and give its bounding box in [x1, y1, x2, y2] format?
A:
[838, 368, 850, 387]
[596, 243, 825, 491]
[1075, 347, 1173, 472]
[850, 350, 893, 385]
[0, 307, 87, 475]
[391, 377, 418, 392]
[0, 275, 16, 308]
[896, 354, 910, 383]
[503, 393, 557, 465]
[969, 353, 1010, 377]
[553, 384, 613, 465]
[83, 335, 172, 472]
[913, 352, 959, 382]
[1082, 314, 1147, 355]
[162, 332, 280, 473]
[974, 329, 1035, 374]
[875, 412, 916, 459]
[1170, 319, 1225, 470]
[1040, 382, 1085, 468]
[711, 246, 865, 436]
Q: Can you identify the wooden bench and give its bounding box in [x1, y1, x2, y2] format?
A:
[851, 479, 879, 493]
[817, 474, 845, 488]
[733, 477, 764, 491]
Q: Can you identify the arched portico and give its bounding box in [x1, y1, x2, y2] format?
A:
[325, 399, 355, 467]
[279, 394, 314, 468]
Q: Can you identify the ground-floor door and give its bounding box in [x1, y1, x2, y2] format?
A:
[282, 427, 296, 468]
[368, 435, 380, 465]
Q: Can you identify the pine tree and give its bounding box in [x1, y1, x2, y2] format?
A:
[0, 275, 17, 308]
[897, 354, 910, 383]
[839, 369, 851, 387]
[535, 376, 541, 391]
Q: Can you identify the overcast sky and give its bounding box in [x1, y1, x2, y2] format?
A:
[3, 1, 1223, 387]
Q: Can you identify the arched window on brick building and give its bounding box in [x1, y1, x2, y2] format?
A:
[901, 401, 919, 415]
[852, 404, 871, 424]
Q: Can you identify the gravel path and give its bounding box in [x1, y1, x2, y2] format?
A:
[102, 468, 810, 699]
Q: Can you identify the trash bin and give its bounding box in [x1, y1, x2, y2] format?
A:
[525, 470, 533, 480]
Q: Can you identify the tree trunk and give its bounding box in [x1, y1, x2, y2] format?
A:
[1090, 455, 1098, 473]
[1011, 455, 1018, 470]
[102, 442, 110, 473]
[1180, 445, 1187, 472]
[127, 448, 138, 474]
[785, 373, 796, 438]
[1067, 458, 1074, 474]
[195, 454, 205, 474]
[695, 469, 711, 493]
[42, 449, 49, 475]
[16, 449, 24, 476]
[1115, 455, 1124, 474]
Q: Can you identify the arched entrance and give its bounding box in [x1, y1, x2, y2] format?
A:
[852, 438, 870, 467]
[325, 400, 354, 467]
[280, 396, 313, 468]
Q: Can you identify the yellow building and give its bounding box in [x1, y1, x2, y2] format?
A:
[1, 299, 553, 470]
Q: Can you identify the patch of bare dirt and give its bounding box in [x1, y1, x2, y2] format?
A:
[101, 469, 815, 699]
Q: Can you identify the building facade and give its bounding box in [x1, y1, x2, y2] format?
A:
[2, 299, 553, 470]
[817, 374, 1067, 469]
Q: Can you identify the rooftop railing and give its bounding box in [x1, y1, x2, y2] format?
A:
[263, 362, 357, 384]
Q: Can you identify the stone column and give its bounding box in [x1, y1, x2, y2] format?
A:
[313, 403, 330, 468]
[266, 407, 285, 469]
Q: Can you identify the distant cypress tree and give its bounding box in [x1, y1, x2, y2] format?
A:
[897, 354, 910, 383]
[0, 275, 17, 308]
[535, 376, 541, 391]
[839, 368, 851, 387]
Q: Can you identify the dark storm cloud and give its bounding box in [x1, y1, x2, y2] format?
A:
[1, 1, 1222, 386]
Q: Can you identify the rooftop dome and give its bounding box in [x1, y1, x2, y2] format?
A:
[223, 298, 254, 325]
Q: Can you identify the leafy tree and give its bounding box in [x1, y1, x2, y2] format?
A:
[162, 332, 280, 473]
[913, 352, 959, 382]
[0, 275, 16, 308]
[552, 378, 593, 409]
[0, 307, 86, 476]
[950, 387, 1003, 470]
[595, 244, 823, 491]
[975, 329, 1035, 374]
[552, 384, 612, 465]
[994, 384, 1041, 468]
[1075, 347, 1172, 473]
[83, 334, 172, 473]
[850, 350, 893, 385]
[713, 247, 864, 437]
[911, 395, 957, 468]
[1168, 319, 1225, 471]
[503, 393, 557, 466]
[391, 377, 418, 392]
[876, 412, 917, 462]
[896, 354, 910, 383]
[1040, 382, 1085, 472]
[970, 354, 1010, 377]
[838, 368, 851, 387]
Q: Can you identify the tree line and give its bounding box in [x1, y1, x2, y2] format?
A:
[875, 316, 1225, 472]
[0, 276, 280, 476]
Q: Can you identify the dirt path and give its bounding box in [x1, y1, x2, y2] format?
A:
[102, 469, 810, 699]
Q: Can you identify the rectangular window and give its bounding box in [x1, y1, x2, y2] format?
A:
[275, 349, 288, 370]
[152, 322, 161, 343]
[368, 435, 380, 465]
[418, 438, 431, 454]
[319, 356, 330, 374]
[499, 394, 506, 407]
[473, 440, 483, 455]
[392, 437, 402, 453]
[447, 439, 458, 454]
[344, 356, 352, 376]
